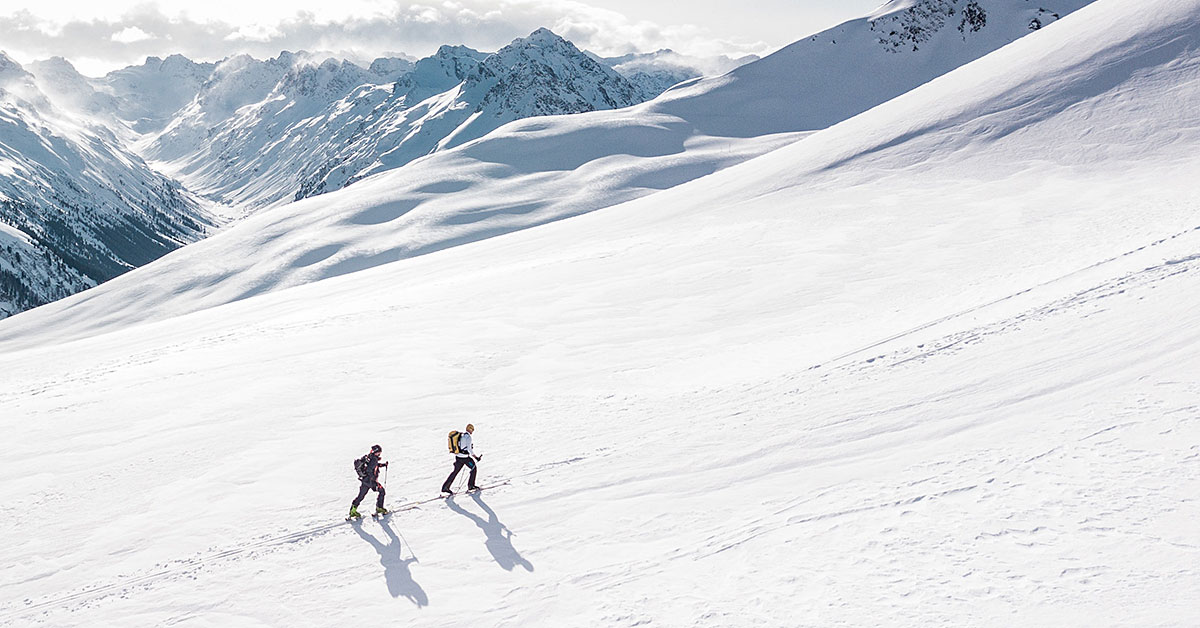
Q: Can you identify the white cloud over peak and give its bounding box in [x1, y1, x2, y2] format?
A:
[0, 0, 777, 76]
[110, 26, 152, 44]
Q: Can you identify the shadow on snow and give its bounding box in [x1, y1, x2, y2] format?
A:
[445, 493, 534, 572]
[352, 518, 429, 606]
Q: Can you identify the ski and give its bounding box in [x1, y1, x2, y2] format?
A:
[340, 480, 510, 521]
[438, 480, 510, 499]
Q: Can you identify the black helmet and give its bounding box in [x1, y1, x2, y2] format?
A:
[370, 444, 382, 454]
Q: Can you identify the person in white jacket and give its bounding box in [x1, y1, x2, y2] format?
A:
[441, 423, 482, 494]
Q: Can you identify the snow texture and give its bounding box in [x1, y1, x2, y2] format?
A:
[2, 0, 1199, 625]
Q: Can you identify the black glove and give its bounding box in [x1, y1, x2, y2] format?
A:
[474, 454, 482, 461]
[380, 461, 389, 467]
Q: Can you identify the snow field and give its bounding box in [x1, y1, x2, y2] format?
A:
[2, 154, 1199, 625]
[1, 207, 1197, 626]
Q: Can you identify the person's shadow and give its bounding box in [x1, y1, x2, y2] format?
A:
[445, 493, 534, 572]
[352, 518, 429, 606]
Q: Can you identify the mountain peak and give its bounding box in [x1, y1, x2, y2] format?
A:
[434, 44, 486, 60]
[0, 51, 23, 71]
[39, 56, 78, 70]
[160, 53, 197, 70]
[491, 28, 590, 66]
[456, 26, 645, 130]
[368, 56, 415, 79]
[0, 52, 32, 83]
[515, 27, 570, 49]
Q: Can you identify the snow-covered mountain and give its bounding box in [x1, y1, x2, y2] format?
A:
[1, 0, 1197, 625]
[0, 53, 216, 319]
[649, 0, 1094, 137]
[0, 0, 1104, 338]
[135, 51, 408, 209]
[391, 45, 489, 106]
[133, 46, 481, 209]
[4, 1, 1097, 321]
[2, 29, 681, 319]
[154, 0, 1098, 209]
[26, 54, 219, 137]
[96, 55, 217, 135]
[142, 29, 655, 209]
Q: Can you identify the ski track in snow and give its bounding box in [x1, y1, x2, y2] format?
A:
[0, 474, 536, 622]
[813, 224, 1200, 372]
[0, 454, 596, 622]
[557, 233, 1200, 623]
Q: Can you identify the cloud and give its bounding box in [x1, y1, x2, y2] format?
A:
[0, 0, 777, 76]
[225, 24, 285, 43]
[111, 26, 152, 43]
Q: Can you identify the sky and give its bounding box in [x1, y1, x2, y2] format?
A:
[0, 0, 885, 76]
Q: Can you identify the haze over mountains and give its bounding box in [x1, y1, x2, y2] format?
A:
[0, 29, 748, 319]
[0, 52, 216, 319]
[143, 29, 660, 210]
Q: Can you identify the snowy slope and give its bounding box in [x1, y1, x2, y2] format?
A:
[0, 54, 216, 319]
[0, 108, 802, 344]
[0, 0, 1199, 625]
[648, 0, 1095, 137]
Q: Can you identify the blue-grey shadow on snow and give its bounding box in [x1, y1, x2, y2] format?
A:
[351, 518, 429, 606]
[445, 493, 534, 572]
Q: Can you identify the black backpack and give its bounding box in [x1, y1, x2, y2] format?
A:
[353, 455, 371, 481]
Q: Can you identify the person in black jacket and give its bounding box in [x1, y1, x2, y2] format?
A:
[350, 444, 389, 518]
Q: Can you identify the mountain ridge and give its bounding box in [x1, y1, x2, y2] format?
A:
[140, 29, 675, 209]
[0, 54, 217, 318]
[2, 29, 723, 319]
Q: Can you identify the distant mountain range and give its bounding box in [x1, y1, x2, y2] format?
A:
[140, 29, 694, 210]
[0, 30, 742, 318]
[0, 2, 1093, 319]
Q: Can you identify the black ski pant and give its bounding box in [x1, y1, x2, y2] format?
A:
[352, 480, 386, 509]
[441, 456, 477, 492]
